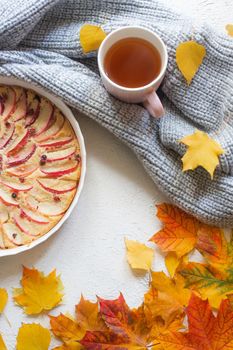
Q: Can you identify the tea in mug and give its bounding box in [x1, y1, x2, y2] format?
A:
[104, 37, 161, 88]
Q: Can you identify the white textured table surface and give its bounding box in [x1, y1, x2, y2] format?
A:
[0, 1, 231, 349]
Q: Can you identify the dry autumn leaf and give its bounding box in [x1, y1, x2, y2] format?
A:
[143, 284, 185, 327]
[165, 252, 181, 278]
[50, 314, 83, 349]
[80, 24, 106, 53]
[75, 295, 105, 331]
[80, 293, 183, 350]
[51, 291, 184, 349]
[0, 334, 7, 350]
[158, 293, 233, 350]
[180, 129, 224, 178]
[0, 289, 8, 313]
[179, 225, 233, 308]
[125, 238, 154, 272]
[149, 203, 198, 257]
[151, 203, 233, 309]
[176, 40, 206, 84]
[226, 24, 233, 37]
[14, 266, 63, 315]
[50, 295, 106, 349]
[151, 271, 191, 309]
[16, 323, 51, 350]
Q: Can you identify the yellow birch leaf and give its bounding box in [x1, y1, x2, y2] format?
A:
[0, 334, 7, 350]
[14, 266, 63, 315]
[80, 24, 106, 53]
[176, 41, 206, 84]
[165, 252, 180, 278]
[125, 238, 154, 272]
[180, 129, 224, 179]
[0, 289, 8, 313]
[16, 323, 51, 350]
[226, 24, 233, 37]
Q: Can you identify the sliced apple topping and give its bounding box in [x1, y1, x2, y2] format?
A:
[37, 201, 67, 216]
[0, 178, 33, 192]
[40, 160, 78, 177]
[20, 208, 49, 224]
[34, 111, 64, 142]
[14, 214, 42, 237]
[10, 89, 27, 121]
[7, 143, 37, 168]
[32, 98, 54, 136]
[2, 222, 23, 245]
[0, 189, 19, 207]
[6, 163, 38, 177]
[38, 136, 73, 148]
[0, 87, 16, 120]
[37, 178, 77, 194]
[0, 204, 9, 223]
[45, 146, 76, 162]
[0, 123, 15, 149]
[6, 128, 31, 155]
[25, 92, 40, 127]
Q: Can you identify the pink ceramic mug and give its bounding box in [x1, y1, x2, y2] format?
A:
[98, 26, 168, 118]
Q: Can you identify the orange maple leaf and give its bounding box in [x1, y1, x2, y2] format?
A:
[149, 204, 199, 257]
[50, 296, 108, 350]
[158, 293, 233, 350]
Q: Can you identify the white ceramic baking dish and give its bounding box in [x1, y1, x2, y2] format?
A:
[0, 77, 86, 257]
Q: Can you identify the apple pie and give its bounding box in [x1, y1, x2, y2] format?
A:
[0, 85, 81, 249]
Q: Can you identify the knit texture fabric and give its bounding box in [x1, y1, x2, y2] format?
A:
[0, 0, 233, 226]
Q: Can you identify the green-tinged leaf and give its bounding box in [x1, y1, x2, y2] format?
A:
[179, 262, 233, 308]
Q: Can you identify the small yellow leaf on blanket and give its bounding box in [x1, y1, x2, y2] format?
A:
[80, 24, 106, 53]
[226, 24, 233, 37]
[180, 130, 224, 179]
[176, 41, 206, 85]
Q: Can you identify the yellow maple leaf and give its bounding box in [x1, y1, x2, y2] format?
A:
[151, 271, 191, 308]
[16, 323, 51, 350]
[14, 266, 63, 315]
[226, 24, 233, 37]
[176, 41, 206, 85]
[125, 238, 154, 272]
[0, 334, 7, 350]
[0, 289, 8, 313]
[180, 129, 224, 178]
[143, 286, 185, 328]
[80, 24, 106, 53]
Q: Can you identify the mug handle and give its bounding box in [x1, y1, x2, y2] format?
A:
[143, 91, 164, 118]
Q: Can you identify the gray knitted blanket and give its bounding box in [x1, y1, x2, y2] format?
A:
[0, 0, 233, 226]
